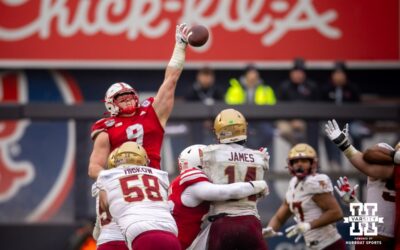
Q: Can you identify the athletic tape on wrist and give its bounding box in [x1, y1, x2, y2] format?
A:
[168, 43, 186, 69]
[344, 145, 359, 158]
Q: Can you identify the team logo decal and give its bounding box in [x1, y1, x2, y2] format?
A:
[344, 203, 383, 236]
[0, 70, 82, 222]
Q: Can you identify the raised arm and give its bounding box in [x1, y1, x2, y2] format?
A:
[181, 180, 268, 207]
[325, 119, 394, 179]
[88, 132, 110, 179]
[153, 23, 189, 127]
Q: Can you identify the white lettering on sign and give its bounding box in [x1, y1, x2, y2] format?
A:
[0, 0, 341, 47]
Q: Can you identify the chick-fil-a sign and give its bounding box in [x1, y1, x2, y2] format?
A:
[0, 0, 398, 67]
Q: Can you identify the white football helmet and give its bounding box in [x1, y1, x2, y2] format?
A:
[104, 82, 139, 116]
[178, 144, 207, 172]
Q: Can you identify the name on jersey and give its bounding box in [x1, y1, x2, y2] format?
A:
[124, 167, 153, 175]
[228, 152, 254, 162]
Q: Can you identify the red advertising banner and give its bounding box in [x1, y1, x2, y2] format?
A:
[0, 0, 398, 68]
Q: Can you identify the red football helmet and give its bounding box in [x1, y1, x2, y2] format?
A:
[104, 82, 139, 116]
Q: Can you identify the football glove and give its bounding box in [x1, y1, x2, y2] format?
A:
[285, 222, 311, 243]
[325, 119, 350, 151]
[175, 23, 189, 45]
[334, 176, 360, 205]
[262, 226, 283, 238]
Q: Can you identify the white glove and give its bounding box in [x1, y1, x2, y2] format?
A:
[259, 147, 270, 161]
[250, 180, 269, 197]
[262, 226, 283, 238]
[325, 119, 350, 150]
[92, 216, 101, 240]
[334, 176, 360, 205]
[259, 147, 270, 171]
[285, 222, 311, 243]
[175, 23, 189, 46]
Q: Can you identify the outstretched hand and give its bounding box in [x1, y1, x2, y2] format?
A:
[262, 226, 283, 238]
[334, 176, 359, 204]
[325, 119, 348, 142]
[175, 23, 189, 45]
[285, 221, 311, 243]
[325, 119, 354, 153]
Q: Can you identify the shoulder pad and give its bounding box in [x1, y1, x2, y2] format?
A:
[304, 174, 333, 194]
[91, 118, 115, 140]
[140, 97, 154, 108]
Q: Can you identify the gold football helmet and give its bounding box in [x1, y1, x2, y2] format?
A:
[214, 108, 247, 143]
[107, 147, 119, 169]
[114, 141, 149, 167]
[287, 143, 317, 179]
[288, 143, 317, 160]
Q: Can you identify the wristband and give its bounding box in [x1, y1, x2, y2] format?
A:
[168, 43, 186, 69]
[344, 145, 359, 159]
[333, 133, 351, 151]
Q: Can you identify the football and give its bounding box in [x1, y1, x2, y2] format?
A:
[188, 25, 209, 47]
[363, 143, 394, 165]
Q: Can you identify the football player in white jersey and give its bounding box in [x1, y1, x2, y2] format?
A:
[264, 143, 345, 250]
[325, 119, 396, 249]
[96, 142, 180, 250]
[200, 108, 270, 250]
[168, 144, 268, 250]
[92, 147, 128, 250]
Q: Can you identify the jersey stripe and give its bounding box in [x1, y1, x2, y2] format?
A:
[180, 173, 209, 185]
[181, 169, 204, 178]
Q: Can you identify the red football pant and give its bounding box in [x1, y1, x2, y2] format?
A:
[208, 215, 268, 250]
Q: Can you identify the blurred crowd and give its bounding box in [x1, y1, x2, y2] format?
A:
[179, 58, 380, 171]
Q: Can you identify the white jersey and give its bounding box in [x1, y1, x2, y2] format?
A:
[286, 174, 341, 250]
[97, 165, 177, 250]
[366, 177, 395, 237]
[202, 143, 268, 217]
[91, 182, 125, 246]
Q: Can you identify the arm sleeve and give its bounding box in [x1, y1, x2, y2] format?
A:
[181, 181, 256, 207]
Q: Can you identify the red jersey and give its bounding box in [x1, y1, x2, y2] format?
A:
[91, 98, 164, 169]
[168, 168, 211, 249]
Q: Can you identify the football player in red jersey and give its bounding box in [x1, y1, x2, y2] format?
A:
[325, 119, 400, 250]
[88, 23, 190, 179]
[264, 143, 345, 250]
[89, 23, 189, 249]
[168, 144, 268, 250]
